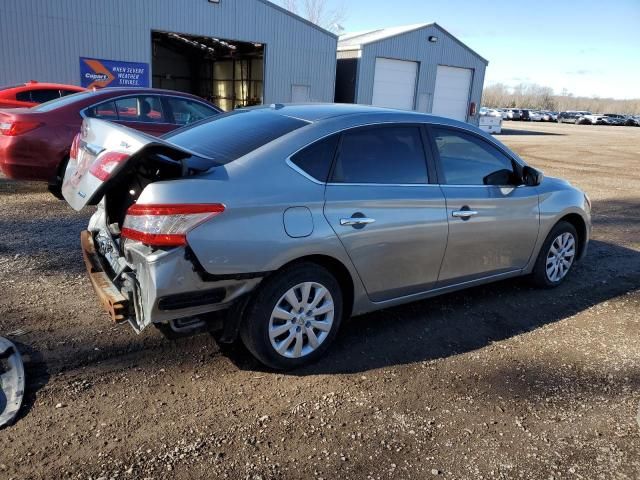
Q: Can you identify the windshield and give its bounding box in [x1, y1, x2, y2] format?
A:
[32, 90, 96, 112]
[163, 109, 309, 163]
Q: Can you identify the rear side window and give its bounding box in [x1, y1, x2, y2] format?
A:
[164, 110, 308, 163]
[16, 91, 32, 102]
[331, 126, 428, 184]
[29, 89, 61, 103]
[291, 135, 339, 182]
[432, 127, 514, 185]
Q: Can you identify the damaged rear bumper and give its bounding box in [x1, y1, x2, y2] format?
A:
[81, 230, 128, 323]
[80, 211, 262, 333]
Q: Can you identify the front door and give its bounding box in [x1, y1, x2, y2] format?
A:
[323, 125, 448, 302]
[428, 126, 540, 285]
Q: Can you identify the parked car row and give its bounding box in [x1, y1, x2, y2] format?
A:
[558, 111, 639, 126]
[493, 108, 558, 122]
[489, 107, 639, 126]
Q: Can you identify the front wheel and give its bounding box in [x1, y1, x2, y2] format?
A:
[530, 221, 578, 288]
[240, 263, 343, 370]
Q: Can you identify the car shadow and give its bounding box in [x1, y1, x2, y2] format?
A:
[223, 239, 639, 374]
[497, 127, 564, 136]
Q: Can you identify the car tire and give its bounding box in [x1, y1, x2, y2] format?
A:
[530, 221, 579, 288]
[240, 262, 343, 370]
[47, 157, 69, 200]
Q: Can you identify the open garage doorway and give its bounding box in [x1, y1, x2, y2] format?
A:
[152, 30, 264, 111]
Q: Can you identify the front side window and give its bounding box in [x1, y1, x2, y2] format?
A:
[291, 135, 339, 182]
[432, 127, 516, 185]
[165, 98, 219, 125]
[330, 126, 428, 184]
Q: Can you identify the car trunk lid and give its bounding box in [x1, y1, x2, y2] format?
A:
[62, 118, 217, 211]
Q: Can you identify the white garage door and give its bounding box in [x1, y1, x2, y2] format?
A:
[432, 65, 473, 122]
[371, 58, 418, 110]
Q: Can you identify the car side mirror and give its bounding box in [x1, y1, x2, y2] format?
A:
[483, 169, 516, 186]
[522, 166, 544, 186]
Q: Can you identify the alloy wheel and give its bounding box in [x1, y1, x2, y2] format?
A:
[268, 282, 335, 358]
[545, 232, 576, 282]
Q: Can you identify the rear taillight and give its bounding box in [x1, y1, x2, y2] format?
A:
[89, 151, 130, 181]
[70, 133, 81, 159]
[0, 120, 42, 136]
[121, 203, 225, 247]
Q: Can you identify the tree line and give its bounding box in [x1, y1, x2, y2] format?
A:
[482, 83, 640, 115]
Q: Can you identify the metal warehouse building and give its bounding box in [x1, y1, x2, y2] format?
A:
[335, 24, 488, 124]
[0, 0, 338, 110]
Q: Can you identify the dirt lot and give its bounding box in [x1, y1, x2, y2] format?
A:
[1, 121, 639, 479]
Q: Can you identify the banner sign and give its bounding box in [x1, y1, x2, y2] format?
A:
[80, 57, 149, 89]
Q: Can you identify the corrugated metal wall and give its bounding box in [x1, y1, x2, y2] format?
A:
[355, 25, 487, 125]
[0, 0, 337, 104]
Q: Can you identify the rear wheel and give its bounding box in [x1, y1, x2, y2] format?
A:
[47, 157, 69, 200]
[240, 263, 343, 370]
[530, 221, 578, 288]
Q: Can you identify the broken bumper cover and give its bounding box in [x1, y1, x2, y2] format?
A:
[81, 230, 128, 323]
[80, 223, 262, 333]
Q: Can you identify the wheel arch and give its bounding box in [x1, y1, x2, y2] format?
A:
[276, 254, 355, 320]
[556, 213, 588, 260]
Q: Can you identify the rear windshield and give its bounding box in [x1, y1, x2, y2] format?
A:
[32, 90, 96, 112]
[163, 109, 308, 163]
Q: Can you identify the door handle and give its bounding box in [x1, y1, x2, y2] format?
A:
[452, 210, 478, 219]
[340, 217, 376, 226]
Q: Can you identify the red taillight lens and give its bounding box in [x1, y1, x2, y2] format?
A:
[89, 151, 130, 181]
[121, 203, 225, 247]
[0, 120, 42, 136]
[70, 133, 81, 159]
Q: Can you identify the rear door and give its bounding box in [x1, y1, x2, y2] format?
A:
[323, 124, 448, 302]
[428, 126, 539, 285]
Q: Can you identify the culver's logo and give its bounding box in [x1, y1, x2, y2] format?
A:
[84, 72, 110, 81]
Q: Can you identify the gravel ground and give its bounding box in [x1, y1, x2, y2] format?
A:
[0, 121, 639, 479]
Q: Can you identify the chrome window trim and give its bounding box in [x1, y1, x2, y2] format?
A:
[285, 118, 526, 186]
[80, 93, 219, 126]
[286, 121, 434, 186]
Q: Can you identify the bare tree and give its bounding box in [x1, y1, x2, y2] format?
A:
[280, 0, 347, 33]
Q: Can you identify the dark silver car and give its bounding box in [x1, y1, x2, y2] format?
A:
[62, 104, 591, 369]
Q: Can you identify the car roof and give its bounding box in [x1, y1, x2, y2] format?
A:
[1, 82, 84, 91]
[242, 103, 451, 123]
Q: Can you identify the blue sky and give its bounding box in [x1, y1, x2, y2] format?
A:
[326, 0, 640, 99]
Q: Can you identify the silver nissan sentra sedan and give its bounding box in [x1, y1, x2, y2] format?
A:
[62, 104, 591, 369]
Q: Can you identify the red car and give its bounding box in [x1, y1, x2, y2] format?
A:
[0, 81, 85, 109]
[0, 88, 222, 195]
